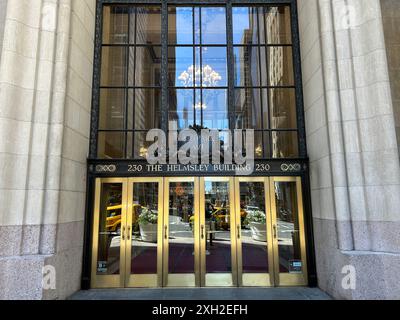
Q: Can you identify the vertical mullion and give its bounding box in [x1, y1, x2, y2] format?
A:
[161, 1, 168, 141]
[256, 8, 266, 159]
[124, 8, 131, 158]
[263, 6, 272, 159]
[199, 7, 203, 128]
[193, 6, 196, 127]
[290, 1, 306, 158]
[132, 8, 138, 159]
[227, 1, 235, 134]
[90, 0, 104, 158]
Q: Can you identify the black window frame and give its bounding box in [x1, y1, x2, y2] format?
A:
[89, 0, 307, 161]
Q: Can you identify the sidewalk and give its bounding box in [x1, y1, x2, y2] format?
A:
[70, 287, 332, 300]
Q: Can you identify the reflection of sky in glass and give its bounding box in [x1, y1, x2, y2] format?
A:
[202, 47, 227, 87]
[201, 7, 226, 44]
[171, 47, 193, 86]
[173, 7, 193, 44]
[169, 89, 194, 130]
[203, 89, 228, 129]
[233, 7, 252, 44]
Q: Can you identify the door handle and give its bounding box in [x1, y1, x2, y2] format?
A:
[237, 225, 241, 239]
[127, 226, 131, 241]
[122, 226, 126, 240]
[164, 225, 168, 240]
[273, 225, 277, 239]
[201, 225, 205, 240]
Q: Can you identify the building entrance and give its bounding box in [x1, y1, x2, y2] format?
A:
[90, 177, 307, 288]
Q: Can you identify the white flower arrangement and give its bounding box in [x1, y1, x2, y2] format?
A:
[137, 207, 158, 225]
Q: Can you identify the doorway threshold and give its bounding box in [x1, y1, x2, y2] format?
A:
[69, 287, 331, 300]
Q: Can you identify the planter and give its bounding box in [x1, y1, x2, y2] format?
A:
[139, 223, 158, 242]
[249, 222, 267, 242]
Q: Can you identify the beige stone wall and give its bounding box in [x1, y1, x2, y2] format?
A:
[0, 0, 7, 62]
[381, 0, 400, 159]
[0, 0, 95, 300]
[298, 0, 400, 299]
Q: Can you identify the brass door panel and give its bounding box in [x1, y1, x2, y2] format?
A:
[163, 177, 200, 287]
[125, 178, 164, 288]
[200, 177, 237, 287]
[90, 176, 308, 289]
[91, 178, 128, 288]
[270, 177, 308, 286]
[234, 177, 274, 287]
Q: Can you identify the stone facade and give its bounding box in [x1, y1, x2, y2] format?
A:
[0, 0, 7, 62]
[0, 0, 399, 300]
[381, 0, 400, 159]
[298, 0, 400, 299]
[0, 0, 95, 299]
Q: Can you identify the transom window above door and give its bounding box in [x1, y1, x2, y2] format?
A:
[94, 1, 304, 161]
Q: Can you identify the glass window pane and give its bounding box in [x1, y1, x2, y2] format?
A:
[202, 89, 229, 130]
[201, 7, 227, 44]
[202, 47, 227, 87]
[234, 46, 260, 87]
[269, 89, 297, 129]
[131, 183, 159, 274]
[132, 132, 154, 159]
[135, 6, 161, 44]
[268, 46, 294, 86]
[194, 7, 201, 45]
[169, 89, 194, 130]
[168, 182, 195, 275]
[239, 182, 268, 273]
[99, 89, 125, 130]
[274, 182, 303, 274]
[204, 180, 231, 274]
[265, 6, 292, 44]
[240, 131, 265, 159]
[168, 47, 194, 87]
[98, 132, 125, 159]
[101, 47, 127, 87]
[102, 6, 129, 44]
[131, 89, 161, 130]
[233, 7, 260, 45]
[234, 88, 266, 130]
[260, 46, 268, 87]
[96, 183, 122, 275]
[168, 7, 193, 45]
[271, 131, 299, 158]
[135, 46, 161, 87]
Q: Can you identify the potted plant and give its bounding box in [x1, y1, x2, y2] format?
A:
[244, 211, 267, 242]
[138, 208, 158, 242]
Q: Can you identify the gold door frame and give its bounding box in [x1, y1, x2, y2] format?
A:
[163, 177, 200, 287]
[91, 178, 128, 288]
[125, 177, 164, 287]
[90, 176, 308, 289]
[270, 177, 308, 286]
[234, 177, 274, 287]
[200, 177, 237, 287]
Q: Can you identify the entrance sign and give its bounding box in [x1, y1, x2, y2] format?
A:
[90, 160, 306, 176]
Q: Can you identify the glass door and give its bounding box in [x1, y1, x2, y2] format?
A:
[234, 177, 274, 287]
[163, 177, 200, 287]
[200, 177, 237, 287]
[125, 178, 164, 287]
[270, 177, 307, 286]
[91, 178, 127, 288]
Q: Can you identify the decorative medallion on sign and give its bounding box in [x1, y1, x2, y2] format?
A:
[95, 164, 117, 173]
[281, 163, 302, 172]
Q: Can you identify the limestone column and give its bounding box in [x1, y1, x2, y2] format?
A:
[0, 0, 95, 300]
[298, 0, 400, 299]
